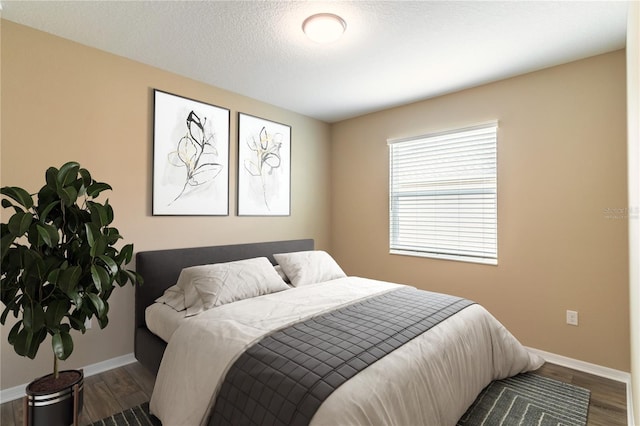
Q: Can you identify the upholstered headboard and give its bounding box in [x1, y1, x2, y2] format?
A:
[134, 239, 314, 374]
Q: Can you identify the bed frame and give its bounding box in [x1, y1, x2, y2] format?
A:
[134, 239, 315, 374]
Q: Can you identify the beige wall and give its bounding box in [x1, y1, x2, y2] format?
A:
[0, 21, 332, 388]
[331, 50, 630, 371]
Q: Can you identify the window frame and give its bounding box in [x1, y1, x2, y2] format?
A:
[388, 122, 498, 265]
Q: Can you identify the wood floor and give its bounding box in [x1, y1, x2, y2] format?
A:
[0, 361, 627, 425]
[534, 363, 628, 426]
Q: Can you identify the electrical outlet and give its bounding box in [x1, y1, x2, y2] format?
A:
[566, 310, 578, 326]
[84, 317, 92, 329]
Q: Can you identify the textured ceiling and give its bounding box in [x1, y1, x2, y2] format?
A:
[1, 1, 629, 123]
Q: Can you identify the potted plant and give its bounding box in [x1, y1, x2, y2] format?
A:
[0, 161, 142, 426]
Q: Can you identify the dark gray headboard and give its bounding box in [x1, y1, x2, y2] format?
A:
[134, 239, 314, 374]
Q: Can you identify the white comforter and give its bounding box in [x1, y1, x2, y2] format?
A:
[150, 277, 543, 426]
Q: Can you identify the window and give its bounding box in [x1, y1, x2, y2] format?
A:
[388, 122, 498, 265]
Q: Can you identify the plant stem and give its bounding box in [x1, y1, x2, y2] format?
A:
[53, 354, 59, 379]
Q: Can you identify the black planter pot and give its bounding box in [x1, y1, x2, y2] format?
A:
[25, 369, 84, 426]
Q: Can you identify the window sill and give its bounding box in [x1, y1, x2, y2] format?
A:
[389, 249, 498, 266]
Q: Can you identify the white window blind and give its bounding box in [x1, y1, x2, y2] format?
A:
[388, 122, 498, 265]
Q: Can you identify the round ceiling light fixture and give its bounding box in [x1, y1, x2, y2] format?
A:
[302, 13, 347, 44]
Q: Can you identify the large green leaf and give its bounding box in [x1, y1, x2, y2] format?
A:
[56, 162, 80, 187]
[1, 232, 16, 263]
[68, 308, 87, 331]
[36, 223, 59, 247]
[13, 326, 46, 358]
[85, 223, 99, 247]
[36, 184, 58, 211]
[87, 293, 105, 317]
[47, 268, 60, 286]
[26, 223, 43, 249]
[1, 255, 21, 280]
[97, 255, 118, 274]
[64, 208, 84, 235]
[22, 249, 46, 282]
[52, 330, 74, 360]
[104, 227, 122, 245]
[23, 304, 45, 332]
[79, 168, 92, 187]
[1, 303, 14, 325]
[97, 311, 109, 329]
[1, 274, 22, 309]
[7, 212, 32, 237]
[13, 328, 32, 358]
[7, 321, 21, 344]
[104, 201, 114, 225]
[67, 290, 82, 308]
[0, 186, 33, 209]
[116, 269, 143, 286]
[0, 275, 19, 299]
[58, 266, 82, 294]
[58, 185, 78, 207]
[45, 299, 70, 330]
[89, 236, 107, 258]
[45, 166, 59, 190]
[87, 201, 108, 227]
[90, 265, 110, 292]
[38, 200, 60, 223]
[86, 182, 112, 198]
[118, 244, 134, 264]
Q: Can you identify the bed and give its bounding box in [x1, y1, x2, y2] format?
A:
[135, 239, 543, 426]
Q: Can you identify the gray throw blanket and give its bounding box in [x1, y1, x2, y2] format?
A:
[209, 287, 474, 426]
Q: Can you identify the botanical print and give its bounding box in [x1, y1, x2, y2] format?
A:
[167, 111, 222, 203]
[238, 113, 290, 216]
[153, 90, 229, 215]
[244, 126, 283, 210]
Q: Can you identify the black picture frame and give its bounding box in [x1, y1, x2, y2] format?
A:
[237, 112, 291, 216]
[152, 89, 230, 216]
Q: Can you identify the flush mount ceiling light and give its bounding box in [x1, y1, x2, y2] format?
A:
[302, 13, 347, 44]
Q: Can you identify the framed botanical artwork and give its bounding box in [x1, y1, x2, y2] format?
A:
[237, 113, 291, 216]
[152, 89, 230, 215]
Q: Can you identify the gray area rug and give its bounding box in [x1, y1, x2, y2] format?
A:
[92, 373, 590, 426]
[457, 372, 591, 426]
[90, 402, 160, 426]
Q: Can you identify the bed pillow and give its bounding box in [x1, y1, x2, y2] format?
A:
[176, 268, 205, 317]
[273, 250, 346, 287]
[155, 284, 186, 312]
[176, 257, 290, 316]
[274, 265, 290, 284]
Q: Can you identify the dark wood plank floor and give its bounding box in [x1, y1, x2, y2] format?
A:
[534, 363, 628, 426]
[0, 361, 627, 425]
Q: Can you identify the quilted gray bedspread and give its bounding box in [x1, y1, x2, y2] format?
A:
[209, 287, 475, 426]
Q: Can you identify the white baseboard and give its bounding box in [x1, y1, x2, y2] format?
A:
[526, 347, 634, 426]
[526, 347, 631, 382]
[0, 353, 136, 404]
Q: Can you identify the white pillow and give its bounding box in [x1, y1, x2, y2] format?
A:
[176, 257, 290, 317]
[274, 265, 290, 284]
[155, 284, 186, 312]
[273, 250, 346, 287]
